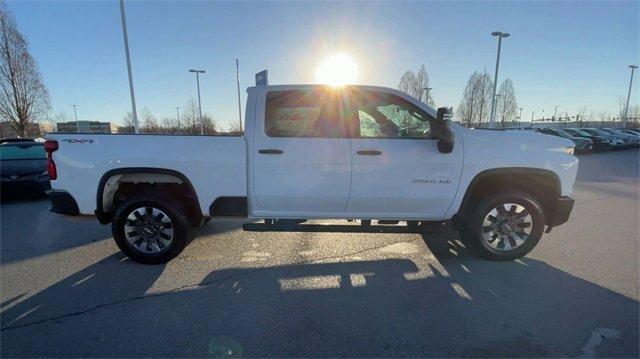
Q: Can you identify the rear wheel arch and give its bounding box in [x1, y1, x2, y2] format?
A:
[96, 167, 203, 226]
[455, 168, 561, 225]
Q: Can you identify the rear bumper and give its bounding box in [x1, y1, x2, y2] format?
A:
[46, 190, 79, 216]
[0, 178, 50, 193]
[548, 196, 574, 227]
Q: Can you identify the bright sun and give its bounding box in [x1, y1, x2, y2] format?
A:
[315, 54, 358, 86]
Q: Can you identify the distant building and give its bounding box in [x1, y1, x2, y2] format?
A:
[0, 121, 52, 138]
[56, 121, 118, 134]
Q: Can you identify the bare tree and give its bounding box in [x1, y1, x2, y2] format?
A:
[456, 70, 493, 127]
[627, 104, 639, 120]
[182, 98, 200, 134]
[223, 121, 243, 136]
[46, 111, 70, 132]
[0, 5, 50, 137]
[201, 113, 216, 135]
[575, 106, 589, 127]
[119, 112, 135, 133]
[596, 110, 610, 124]
[495, 79, 518, 127]
[397, 64, 434, 106]
[180, 98, 217, 135]
[160, 117, 179, 134]
[140, 108, 160, 133]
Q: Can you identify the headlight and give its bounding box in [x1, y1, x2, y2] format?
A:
[565, 146, 575, 155]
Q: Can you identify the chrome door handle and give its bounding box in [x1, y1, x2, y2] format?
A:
[356, 150, 382, 156]
[258, 149, 284, 155]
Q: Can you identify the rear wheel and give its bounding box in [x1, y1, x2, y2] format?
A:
[460, 190, 545, 261]
[112, 194, 190, 264]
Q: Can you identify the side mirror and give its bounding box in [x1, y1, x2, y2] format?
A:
[434, 107, 454, 153]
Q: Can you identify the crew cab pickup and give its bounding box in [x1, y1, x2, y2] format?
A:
[45, 85, 578, 264]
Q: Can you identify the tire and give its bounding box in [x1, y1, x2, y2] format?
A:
[459, 189, 545, 261]
[112, 193, 190, 264]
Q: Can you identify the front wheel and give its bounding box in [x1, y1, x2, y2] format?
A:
[460, 190, 545, 261]
[112, 194, 190, 264]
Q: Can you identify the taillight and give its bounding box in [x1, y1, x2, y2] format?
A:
[44, 140, 58, 153]
[44, 140, 58, 180]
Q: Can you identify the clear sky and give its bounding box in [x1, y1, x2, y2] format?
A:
[7, 0, 639, 129]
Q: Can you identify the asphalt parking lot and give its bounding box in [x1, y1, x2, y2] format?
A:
[1, 150, 638, 357]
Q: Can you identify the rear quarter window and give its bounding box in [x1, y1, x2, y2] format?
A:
[0, 145, 45, 160]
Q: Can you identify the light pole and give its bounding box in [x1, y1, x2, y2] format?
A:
[623, 65, 638, 129]
[518, 107, 523, 126]
[488, 31, 510, 128]
[236, 59, 243, 132]
[189, 69, 205, 135]
[175, 107, 181, 131]
[532, 110, 544, 124]
[70, 104, 79, 132]
[119, 0, 139, 133]
[423, 87, 432, 105]
[553, 105, 561, 120]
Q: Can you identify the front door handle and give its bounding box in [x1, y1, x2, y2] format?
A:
[357, 150, 382, 156]
[259, 149, 284, 155]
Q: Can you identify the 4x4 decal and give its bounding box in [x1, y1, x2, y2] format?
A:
[60, 139, 94, 144]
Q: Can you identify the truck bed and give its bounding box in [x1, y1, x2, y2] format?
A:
[45, 133, 247, 215]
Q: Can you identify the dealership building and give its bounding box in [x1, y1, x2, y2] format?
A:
[56, 121, 118, 133]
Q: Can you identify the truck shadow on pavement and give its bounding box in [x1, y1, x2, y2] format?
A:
[1, 232, 638, 357]
[0, 198, 246, 264]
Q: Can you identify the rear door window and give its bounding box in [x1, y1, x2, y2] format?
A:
[265, 90, 349, 138]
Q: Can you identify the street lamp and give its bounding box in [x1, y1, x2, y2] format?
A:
[236, 59, 243, 132]
[623, 65, 638, 129]
[532, 109, 544, 123]
[69, 104, 79, 133]
[119, 0, 139, 134]
[553, 105, 561, 120]
[518, 107, 523, 126]
[175, 107, 181, 131]
[423, 87, 432, 104]
[189, 69, 205, 135]
[488, 31, 510, 128]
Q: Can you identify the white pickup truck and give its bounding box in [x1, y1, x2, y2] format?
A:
[45, 84, 578, 264]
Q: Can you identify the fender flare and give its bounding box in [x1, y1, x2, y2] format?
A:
[95, 167, 201, 224]
[455, 167, 561, 220]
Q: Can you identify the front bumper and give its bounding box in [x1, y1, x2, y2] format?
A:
[547, 196, 574, 227]
[46, 190, 79, 215]
[575, 142, 593, 152]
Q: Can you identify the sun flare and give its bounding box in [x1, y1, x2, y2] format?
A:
[315, 54, 358, 86]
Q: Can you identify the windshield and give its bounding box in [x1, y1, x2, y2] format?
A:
[598, 129, 619, 135]
[553, 130, 573, 138]
[0, 144, 45, 160]
[566, 129, 592, 137]
[584, 129, 610, 137]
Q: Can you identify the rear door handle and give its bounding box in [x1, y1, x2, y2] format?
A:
[357, 150, 382, 156]
[258, 149, 284, 155]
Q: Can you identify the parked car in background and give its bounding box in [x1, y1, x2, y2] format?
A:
[564, 128, 613, 151]
[621, 129, 640, 138]
[0, 141, 50, 196]
[579, 128, 627, 149]
[600, 128, 639, 147]
[535, 128, 593, 153]
[1, 137, 36, 144]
